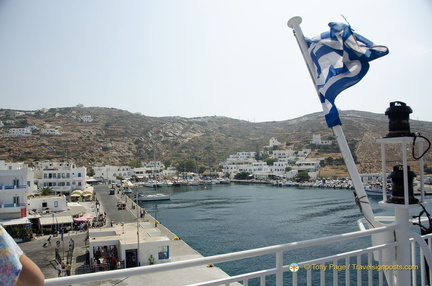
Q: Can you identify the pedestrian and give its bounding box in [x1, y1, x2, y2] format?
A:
[65, 262, 71, 276]
[47, 235, 52, 246]
[0, 225, 44, 285]
[56, 261, 65, 277]
[148, 255, 155, 265]
[69, 238, 74, 248]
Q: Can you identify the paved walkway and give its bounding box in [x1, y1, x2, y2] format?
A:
[25, 185, 235, 285]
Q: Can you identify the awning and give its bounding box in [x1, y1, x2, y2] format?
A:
[39, 215, 74, 225]
[74, 213, 93, 222]
[0, 218, 31, 226]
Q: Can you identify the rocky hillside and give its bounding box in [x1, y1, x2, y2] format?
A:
[1, 107, 432, 176]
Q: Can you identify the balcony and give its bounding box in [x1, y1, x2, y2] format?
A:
[0, 185, 27, 190]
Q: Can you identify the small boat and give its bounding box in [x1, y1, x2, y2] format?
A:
[137, 194, 171, 201]
[144, 180, 158, 188]
[364, 183, 392, 197]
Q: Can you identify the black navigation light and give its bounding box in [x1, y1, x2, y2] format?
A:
[387, 165, 418, 205]
[384, 101, 413, 138]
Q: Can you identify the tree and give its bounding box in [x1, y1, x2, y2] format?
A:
[128, 159, 142, 168]
[296, 171, 310, 182]
[264, 158, 278, 166]
[87, 167, 95, 177]
[176, 160, 197, 173]
[324, 157, 334, 166]
[38, 187, 53, 196]
[234, 172, 251, 180]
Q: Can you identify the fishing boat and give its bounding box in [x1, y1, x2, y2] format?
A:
[137, 193, 171, 201]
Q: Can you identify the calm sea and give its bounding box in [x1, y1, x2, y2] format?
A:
[136, 183, 426, 285]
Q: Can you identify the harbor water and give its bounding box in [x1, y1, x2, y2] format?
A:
[135, 183, 428, 285]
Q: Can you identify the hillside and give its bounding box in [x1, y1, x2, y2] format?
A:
[1, 107, 432, 177]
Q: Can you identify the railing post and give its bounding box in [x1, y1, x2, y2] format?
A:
[394, 208, 411, 285]
[276, 251, 283, 285]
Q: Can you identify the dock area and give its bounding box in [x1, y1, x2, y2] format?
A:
[22, 185, 234, 285]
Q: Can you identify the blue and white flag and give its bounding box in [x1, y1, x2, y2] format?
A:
[305, 22, 388, 127]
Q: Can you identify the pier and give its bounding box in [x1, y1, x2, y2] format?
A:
[34, 185, 235, 285]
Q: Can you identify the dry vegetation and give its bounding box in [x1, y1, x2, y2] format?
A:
[1, 107, 431, 177]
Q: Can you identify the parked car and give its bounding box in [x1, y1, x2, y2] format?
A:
[117, 201, 126, 210]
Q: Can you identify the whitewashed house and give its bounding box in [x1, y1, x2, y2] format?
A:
[35, 162, 87, 195]
[272, 150, 296, 161]
[4, 127, 32, 138]
[293, 159, 321, 172]
[161, 166, 177, 178]
[27, 195, 67, 213]
[12, 111, 26, 117]
[312, 134, 332, 145]
[40, 128, 61, 135]
[0, 161, 36, 221]
[89, 222, 171, 268]
[93, 166, 131, 184]
[82, 115, 93, 122]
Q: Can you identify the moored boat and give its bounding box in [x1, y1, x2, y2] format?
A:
[137, 193, 171, 201]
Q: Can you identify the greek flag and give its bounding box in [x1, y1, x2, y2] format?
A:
[305, 22, 389, 127]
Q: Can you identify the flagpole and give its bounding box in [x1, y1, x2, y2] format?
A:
[287, 17, 381, 228]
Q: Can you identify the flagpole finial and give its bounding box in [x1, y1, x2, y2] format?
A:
[287, 16, 302, 28]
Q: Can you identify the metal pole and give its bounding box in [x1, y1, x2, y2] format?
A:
[136, 191, 140, 266]
[287, 16, 381, 227]
[275, 252, 283, 286]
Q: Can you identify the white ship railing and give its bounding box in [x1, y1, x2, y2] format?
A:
[44, 222, 432, 286]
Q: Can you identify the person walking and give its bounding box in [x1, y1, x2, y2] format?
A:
[56, 262, 65, 277]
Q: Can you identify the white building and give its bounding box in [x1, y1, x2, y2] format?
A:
[0, 121, 4, 128]
[40, 128, 61, 135]
[89, 222, 171, 268]
[0, 161, 36, 221]
[268, 137, 282, 148]
[35, 162, 87, 195]
[93, 166, 132, 184]
[272, 150, 297, 161]
[161, 166, 177, 178]
[12, 111, 26, 117]
[293, 159, 321, 174]
[82, 115, 93, 122]
[4, 127, 32, 138]
[225, 152, 256, 165]
[312, 134, 332, 146]
[27, 195, 68, 214]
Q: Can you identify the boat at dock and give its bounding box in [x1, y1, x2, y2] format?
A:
[364, 183, 392, 197]
[137, 193, 171, 201]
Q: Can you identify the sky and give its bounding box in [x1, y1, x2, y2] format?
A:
[0, 0, 431, 123]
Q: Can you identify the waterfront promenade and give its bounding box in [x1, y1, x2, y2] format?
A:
[22, 185, 234, 285]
